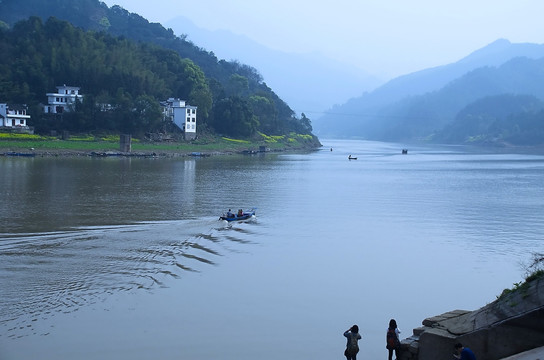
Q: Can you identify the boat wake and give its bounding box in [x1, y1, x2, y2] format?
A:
[0, 217, 260, 338]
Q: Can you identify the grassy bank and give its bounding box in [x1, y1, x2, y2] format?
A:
[0, 132, 322, 155]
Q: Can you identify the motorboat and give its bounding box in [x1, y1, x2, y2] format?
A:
[220, 208, 256, 222]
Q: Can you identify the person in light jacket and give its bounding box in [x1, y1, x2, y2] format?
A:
[344, 324, 362, 360]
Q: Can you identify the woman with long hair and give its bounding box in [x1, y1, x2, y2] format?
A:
[386, 319, 401, 360]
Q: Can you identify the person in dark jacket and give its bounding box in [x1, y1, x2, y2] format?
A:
[386, 319, 401, 360]
[454, 343, 477, 360]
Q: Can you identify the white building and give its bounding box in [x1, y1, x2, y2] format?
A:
[44, 85, 83, 114]
[0, 103, 30, 128]
[161, 98, 197, 140]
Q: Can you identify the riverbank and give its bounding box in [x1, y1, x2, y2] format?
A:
[0, 133, 323, 158]
[0, 148, 309, 158]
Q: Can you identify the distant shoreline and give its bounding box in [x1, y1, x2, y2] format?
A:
[0, 133, 323, 158]
[0, 145, 320, 159]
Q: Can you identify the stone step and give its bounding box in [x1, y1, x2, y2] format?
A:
[413, 326, 426, 336]
[499, 346, 544, 360]
[422, 310, 470, 327]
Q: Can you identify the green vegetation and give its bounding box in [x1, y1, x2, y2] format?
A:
[435, 94, 544, 145]
[498, 252, 544, 301]
[0, 132, 318, 153]
[0, 133, 52, 141]
[498, 269, 544, 306]
[0, 7, 317, 142]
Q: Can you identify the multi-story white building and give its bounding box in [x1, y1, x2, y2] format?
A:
[44, 85, 83, 114]
[0, 103, 30, 128]
[161, 98, 197, 140]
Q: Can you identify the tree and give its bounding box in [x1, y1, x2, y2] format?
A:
[249, 95, 278, 134]
[299, 113, 313, 134]
[227, 74, 249, 97]
[132, 94, 163, 136]
[0, 14, 314, 140]
[180, 59, 212, 120]
[211, 96, 258, 137]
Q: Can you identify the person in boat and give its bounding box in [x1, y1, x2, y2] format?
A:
[237, 209, 244, 217]
[227, 209, 234, 218]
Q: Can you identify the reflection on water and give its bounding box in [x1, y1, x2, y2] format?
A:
[0, 218, 259, 338]
[2, 142, 544, 360]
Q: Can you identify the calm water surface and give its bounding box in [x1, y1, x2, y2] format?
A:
[1, 140, 544, 360]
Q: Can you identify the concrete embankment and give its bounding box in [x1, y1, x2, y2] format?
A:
[398, 277, 544, 360]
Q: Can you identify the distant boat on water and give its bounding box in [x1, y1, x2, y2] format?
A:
[4, 152, 35, 157]
[348, 155, 357, 160]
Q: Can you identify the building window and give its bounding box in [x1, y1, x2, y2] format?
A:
[192, 109, 196, 114]
[187, 109, 190, 114]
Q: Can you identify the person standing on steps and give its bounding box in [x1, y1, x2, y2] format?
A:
[386, 319, 401, 360]
[343, 324, 362, 360]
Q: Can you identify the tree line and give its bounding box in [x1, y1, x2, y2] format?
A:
[0, 16, 313, 139]
[435, 94, 544, 145]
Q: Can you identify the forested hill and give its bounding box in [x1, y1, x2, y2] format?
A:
[313, 39, 544, 146]
[0, 0, 315, 140]
[331, 56, 544, 145]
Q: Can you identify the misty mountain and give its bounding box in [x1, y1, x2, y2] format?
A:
[372, 56, 544, 141]
[313, 39, 544, 142]
[436, 94, 544, 145]
[165, 16, 382, 116]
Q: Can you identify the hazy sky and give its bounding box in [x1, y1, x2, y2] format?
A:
[103, 0, 544, 79]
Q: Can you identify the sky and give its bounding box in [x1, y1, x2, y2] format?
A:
[102, 0, 544, 79]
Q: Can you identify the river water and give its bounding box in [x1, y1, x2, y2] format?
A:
[1, 140, 544, 360]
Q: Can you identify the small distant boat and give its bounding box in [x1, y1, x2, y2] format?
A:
[402, 149, 408, 154]
[348, 155, 357, 160]
[220, 208, 256, 222]
[241, 149, 258, 155]
[4, 152, 35, 157]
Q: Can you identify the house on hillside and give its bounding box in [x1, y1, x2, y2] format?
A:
[44, 85, 83, 114]
[161, 98, 197, 140]
[0, 103, 31, 130]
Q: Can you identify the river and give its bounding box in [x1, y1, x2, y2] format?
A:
[1, 139, 544, 360]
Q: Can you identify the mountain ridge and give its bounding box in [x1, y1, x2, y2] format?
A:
[312, 38, 544, 142]
[165, 15, 382, 115]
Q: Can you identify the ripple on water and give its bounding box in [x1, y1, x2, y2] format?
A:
[0, 217, 260, 338]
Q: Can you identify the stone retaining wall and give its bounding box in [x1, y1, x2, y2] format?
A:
[397, 278, 544, 360]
